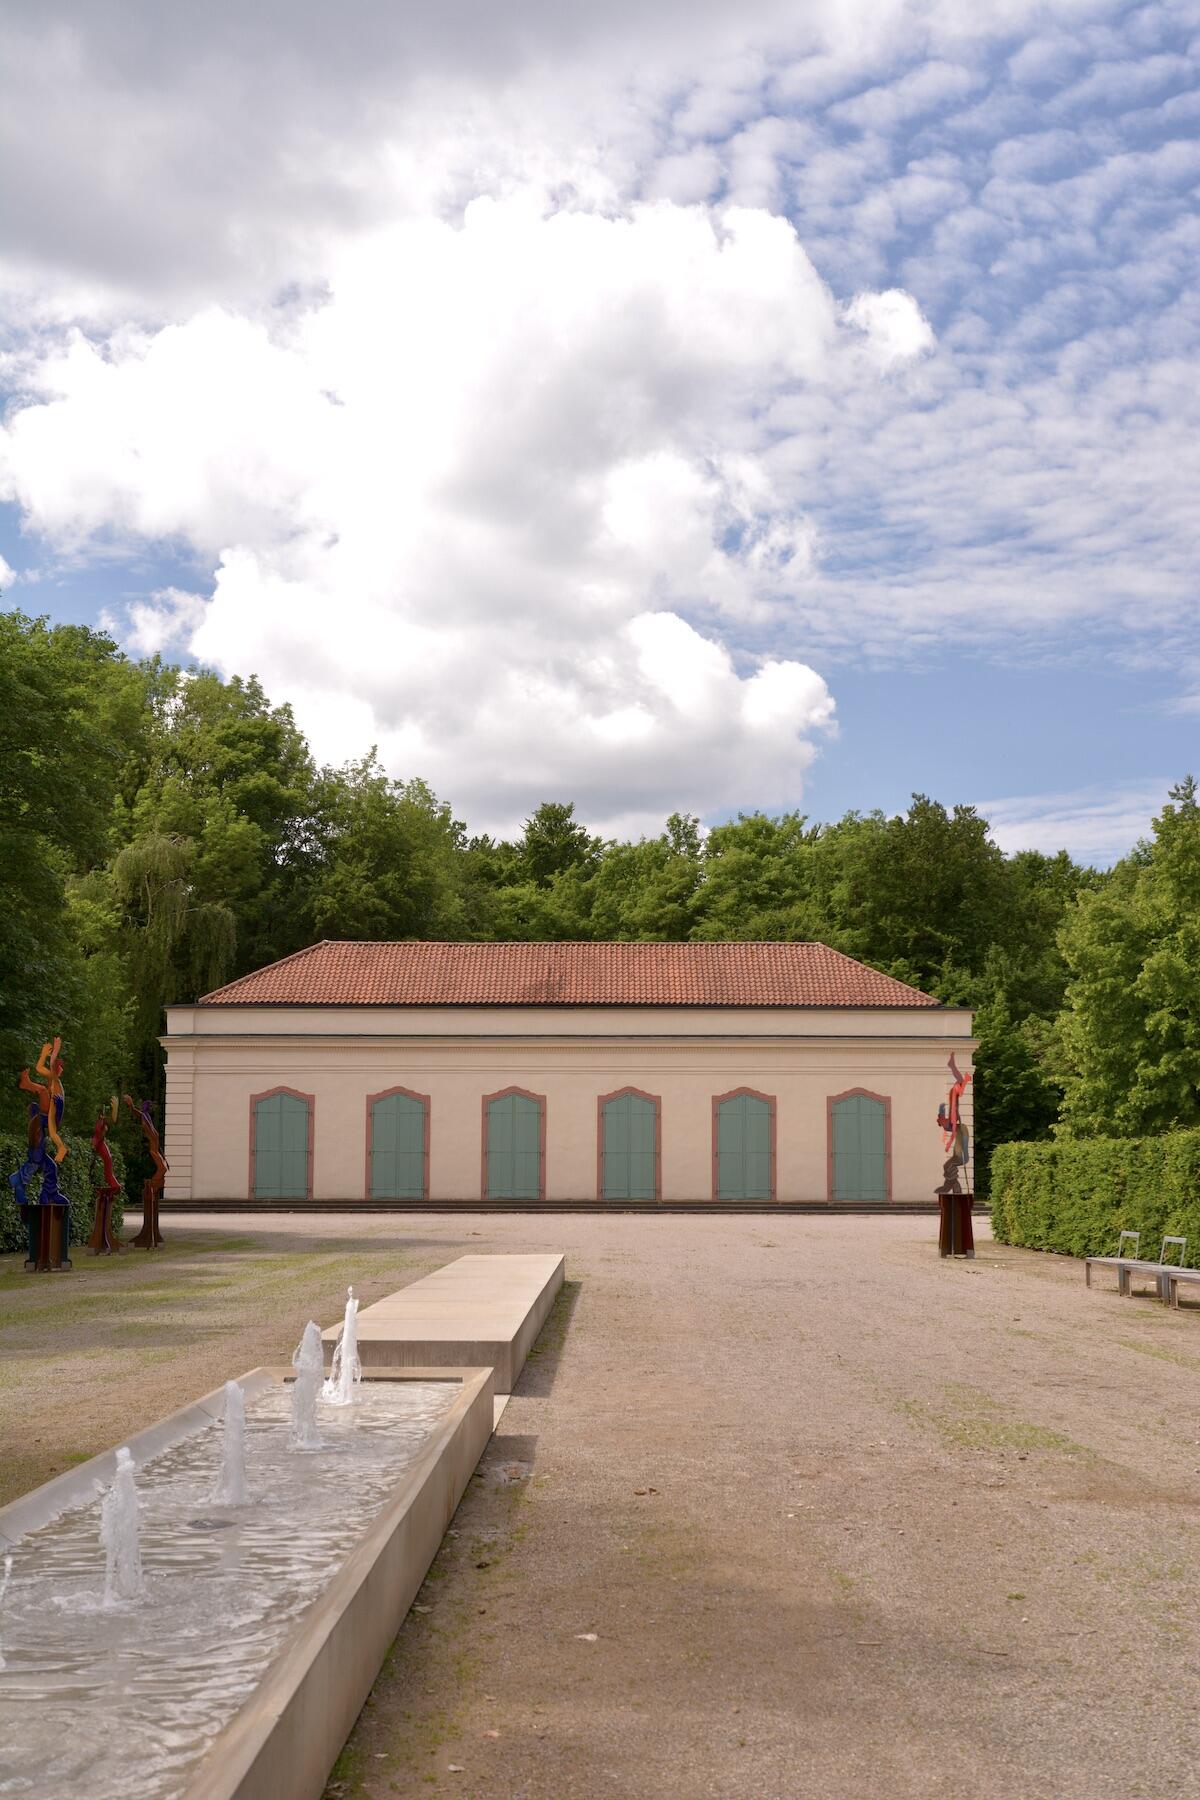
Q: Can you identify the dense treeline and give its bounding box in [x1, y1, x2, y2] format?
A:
[4, 610, 1196, 1192]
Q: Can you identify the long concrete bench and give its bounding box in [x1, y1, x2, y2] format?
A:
[1166, 1269, 1200, 1309]
[324, 1253, 565, 1393]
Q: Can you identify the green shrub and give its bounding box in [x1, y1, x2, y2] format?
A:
[0, 1127, 126, 1254]
[991, 1130, 1200, 1259]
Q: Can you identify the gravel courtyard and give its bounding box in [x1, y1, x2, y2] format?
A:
[3, 1211, 1199, 1797]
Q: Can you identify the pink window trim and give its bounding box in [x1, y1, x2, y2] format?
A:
[480, 1086, 547, 1203]
[826, 1088, 893, 1203]
[248, 1085, 315, 1202]
[711, 1087, 777, 1203]
[364, 1086, 431, 1202]
[596, 1087, 663, 1203]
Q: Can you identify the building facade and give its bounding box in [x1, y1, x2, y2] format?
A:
[161, 941, 975, 1205]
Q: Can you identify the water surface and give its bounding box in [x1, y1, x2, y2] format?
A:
[0, 1380, 455, 1798]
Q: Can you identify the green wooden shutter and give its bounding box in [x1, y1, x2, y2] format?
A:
[487, 1093, 541, 1199]
[254, 1092, 309, 1199]
[602, 1093, 657, 1200]
[370, 1092, 426, 1199]
[831, 1094, 887, 1201]
[716, 1094, 772, 1200]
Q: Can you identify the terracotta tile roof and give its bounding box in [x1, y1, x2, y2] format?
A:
[199, 941, 941, 1009]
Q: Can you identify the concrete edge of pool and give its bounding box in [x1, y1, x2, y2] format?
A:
[0, 1364, 496, 1800]
[181, 1364, 495, 1800]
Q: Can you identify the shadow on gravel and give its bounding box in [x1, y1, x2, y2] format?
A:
[479, 1430, 541, 1484]
[514, 1278, 581, 1400]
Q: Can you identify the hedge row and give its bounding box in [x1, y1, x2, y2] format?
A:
[0, 1128, 127, 1254]
[990, 1130, 1200, 1259]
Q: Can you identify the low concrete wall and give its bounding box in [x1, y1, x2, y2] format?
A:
[184, 1366, 493, 1800]
[0, 1365, 494, 1800]
[326, 1252, 565, 1391]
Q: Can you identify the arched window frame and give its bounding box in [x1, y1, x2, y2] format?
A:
[364, 1085, 430, 1201]
[711, 1086, 777, 1203]
[596, 1086, 662, 1202]
[248, 1085, 315, 1202]
[826, 1087, 892, 1203]
[480, 1086, 547, 1202]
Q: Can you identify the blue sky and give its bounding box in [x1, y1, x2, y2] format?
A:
[1, 0, 1197, 862]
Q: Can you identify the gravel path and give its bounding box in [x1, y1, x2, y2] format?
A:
[6, 1211, 1200, 1796]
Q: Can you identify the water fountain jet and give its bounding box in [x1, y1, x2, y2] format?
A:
[291, 1322, 325, 1449]
[322, 1287, 361, 1406]
[100, 1447, 144, 1604]
[213, 1380, 248, 1504]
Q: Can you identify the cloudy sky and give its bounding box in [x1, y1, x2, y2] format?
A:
[1, 0, 1197, 860]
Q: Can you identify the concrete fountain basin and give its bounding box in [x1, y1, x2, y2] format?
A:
[0, 1364, 494, 1800]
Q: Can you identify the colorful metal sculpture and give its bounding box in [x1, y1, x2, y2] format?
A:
[936, 1052, 973, 1195]
[87, 1097, 123, 1255]
[123, 1094, 167, 1249]
[935, 1052, 974, 1258]
[10, 1038, 72, 1271]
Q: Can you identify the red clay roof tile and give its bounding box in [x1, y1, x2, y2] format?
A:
[199, 941, 941, 1009]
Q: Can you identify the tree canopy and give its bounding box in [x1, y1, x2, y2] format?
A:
[4, 607, 1184, 1189]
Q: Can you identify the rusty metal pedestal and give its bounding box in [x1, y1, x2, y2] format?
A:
[938, 1192, 975, 1259]
[20, 1202, 72, 1272]
[87, 1195, 122, 1254]
[131, 1187, 164, 1249]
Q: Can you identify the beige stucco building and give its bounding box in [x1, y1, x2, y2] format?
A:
[162, 941, 975, 1206]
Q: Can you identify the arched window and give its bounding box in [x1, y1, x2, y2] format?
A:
[827, 1090, 891, 1202]
[366, 1088, 429, 1200]
[598, 1089, 660, 1201]
[482, 1088, 545, 1201]
[250, 1088, 313, 1201]
[712, 1089, 775, 1201]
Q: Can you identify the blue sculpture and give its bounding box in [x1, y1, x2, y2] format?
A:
[10, 1037, 71, 1269]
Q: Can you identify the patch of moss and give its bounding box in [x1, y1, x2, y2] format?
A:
[1115, 1336, 1200, 1371]
[899, 1384, 1090, 1458]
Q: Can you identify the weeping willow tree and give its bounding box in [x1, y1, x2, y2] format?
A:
[110, 833, 236, 1087]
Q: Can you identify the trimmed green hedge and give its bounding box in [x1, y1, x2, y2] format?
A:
[990, 1130, 1200, 1259]
[0, 1128, 127, 1254]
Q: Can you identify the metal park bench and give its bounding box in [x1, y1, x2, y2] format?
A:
[1166, 1268, 1200, 1310]
[1084, 1232, 1189, 1301]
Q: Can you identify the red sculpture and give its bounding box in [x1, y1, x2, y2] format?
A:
[936, 1053, 973, 1194]
[123, 1094, 167, 1250]
[87, 1098, 123, 1254]
[935, 1053, 974, 1258]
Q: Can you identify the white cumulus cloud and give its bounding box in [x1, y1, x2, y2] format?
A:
[0, 198, 907, 834]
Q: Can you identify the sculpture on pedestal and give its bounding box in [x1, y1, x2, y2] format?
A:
[87, 1098, 123, 1254]
[123, 1094, 167, 1249]
[935, 1052, 974, 1259]
[9, 1038, 72, 1271]
[936, 1052, 973, 1195]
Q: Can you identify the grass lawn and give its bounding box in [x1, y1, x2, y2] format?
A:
[0, 1223, 441, 1504]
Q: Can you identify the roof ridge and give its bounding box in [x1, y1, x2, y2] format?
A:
[197, 939, 944, 1009]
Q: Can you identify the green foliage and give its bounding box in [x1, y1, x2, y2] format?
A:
[309, 758, 469, 940]
[990, 1130, 1200, 1259]
[0, 1128, 126, 1253]
[691, 811, 819, 940]
[5, 609, 1159, 1200]
[971, 996, 1061, 1197]
[1058, 779, 1200, 1137]
[517, 802, 602, 888]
